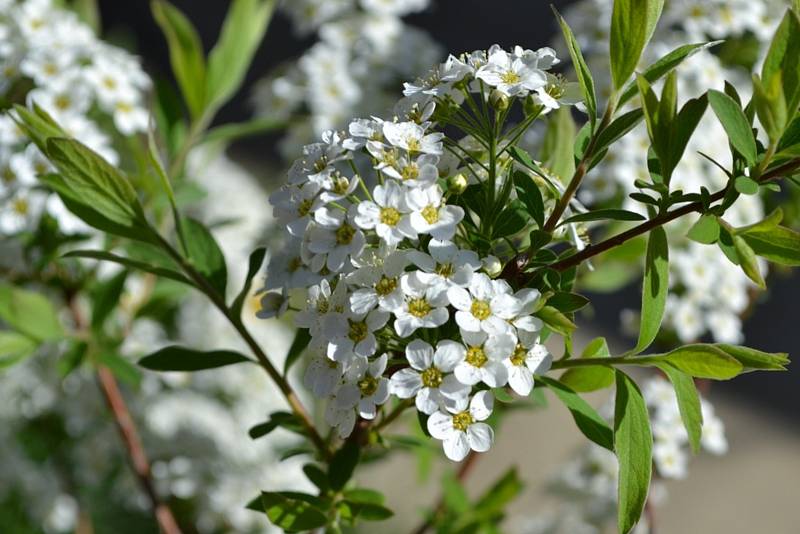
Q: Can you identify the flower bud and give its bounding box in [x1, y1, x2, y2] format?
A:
[447, 173, 468, 194]
[482, 255, 502, 278]
[256, 291, 288, 319]
[489, 89, 509, 111]
[524, 94, 543, 117]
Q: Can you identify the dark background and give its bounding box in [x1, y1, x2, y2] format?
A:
[97, 0, 798, 422]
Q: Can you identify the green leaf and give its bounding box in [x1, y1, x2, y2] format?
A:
[739, 225, 800, 265]
[761, 9, 800, 121]
[734, 176, 759, 195]
[536, 306, 576, 336]
[183, 218, 228, 296]
[472, 468, 523, 517]
[554, 8, 596, 125]
[62, 250, 192, 285]
[732, 235, 765, 288]
[540, 106, 576, 180]
[713, 344, 790, 372]
[492, 201, 529, 238]
[593, 108, 644, 156]
[139, 345, 252, 371]
[11, 104, 67, 151]
[329, 440, 360, 491]
[657, 363, 702, 453]
[708, 90, 758, 166]
[538, 377, 614, 451]
[302, 464, 329, 492]
[660, 344, 743, 379]
[45, 137, 147, 227]
[201, 117, 284, 146]
[249, 411, 305, 439]
[231, 247, 266, 319]
[614, 371, 652, 534]
[610, 0, 664, 89]
[98, 353, 142, 387]
[667, 95, 708, 178]
[618, 41, 722, 107]
[547, 292, 590, 313]
[0, 284, 64, 342]
[687, 214, 720, 244]
[559, 209, 645, 226]
[560, 337, 614, 392]
[258, 492, 328, 532]
[0, 331, 38, 369]
[284, 328, 311, 375]
[340, 500, 393, 522]
[513, 171, 545, 228]
[632, 226, 668, 354]
[90, 270, 128, 330]
[206, 0, 276, 112]
[151, 0, 206, 118]
[752, 72, 788, 144]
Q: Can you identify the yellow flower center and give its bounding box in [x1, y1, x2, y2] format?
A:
[452, 411, 473, 432]
[470, 300, 491, 320]
[103, 76, 117, 90]
[375, 276, 397, 296]
[421, 205, 440, 224]
[115, 101, 133, 113]
[510, 344, 528, 366]
[358, 375, 379, 396]
[332, 174, 350, 195]
[421, 367, 443, 388]
[313, 156, 328, 173]
[380, 207, 401, 227]
[406, 137, 421, 153]
[501, 70, 521, 85]
[54, 95, 71, 110]
[465, 346, 488, 368]
[316, 298, 329, 314]
[407, 297, 431, 318]
[348, 320, 368, 342]
[2, 166, 16, 183]
[288, 257, 303, 272]
[401, 163, 419, 181]
[298, 198, 313, 217]
[435, 262, 455, 278]
[335, 224, 356, 245]
[13, 198, 29, 215]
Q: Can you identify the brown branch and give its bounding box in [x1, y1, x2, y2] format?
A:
[67, 296, 183, 534]
[410, 451, 481, 534]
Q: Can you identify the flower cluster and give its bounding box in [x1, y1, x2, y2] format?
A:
[556, 0, 786, 343]
[0, 0, 150, 235]
[251, 0, 442, 157]
[262, 45, 571, 461]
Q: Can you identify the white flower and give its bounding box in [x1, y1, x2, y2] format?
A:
[354, 180, 416, 246]
[393, 271, 449, 337]
[265, 238, 322, 290]
[307, 206, 366, 273]
[653, 440, 689, 479]
[347, 249, 408, 315]
[534, 73, 584, 113]
[304, 354, 344, 398]
[447, 273, 521, 335]
[427, 391, 494, 461]
[327, 308, 390, 363]
[502, 339, 551, 396]
[389, 339, 469, 414]
[381, 153, 440, 187]
[406, 184, 464, 241]
[453, 329, 514, 388]
[325, 401, 357, 439]
[295, 279, 341, 335]
[270, 182, 323, 238]
[382, 121, 443, 155]
[510, 288, 544, 346]
[407, 239, 480, 291]
[475, 45, 547, 96]
[334, 354, 390, 420]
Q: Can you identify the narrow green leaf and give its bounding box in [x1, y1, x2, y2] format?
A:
[610, 0, 664, 89]
[284, 328, 311, 375]
[259, 492, 328, 532]
[491, 201, 529, 238]
[341, 501, 394, 522]
[732, 235, 765, 288]
[0, 284, 63, 342]
[761, 9, 800, 119]
[541, 106, 576, 180]
[633, 226, 668, 354]
[554, 8, 596, 125]
[713, 344, 790, 372]
[151, 0, 206, 118]
[593, 108, 644, 155]
[183, 218, 228, 296]
[559, 209, 645, 226]
[687, 214, 720, 244]
[538, 377, 614, 451]
[62, 250, 192, 285]
[472, 468, 524, 517]
[740, 225, 800, 266]
[708, 90, 758, 166]
[139, 345, 252, 371]
[657, 363, 702, 453]
[547, 292, 590, 313]
[231, 247, 267, 319]
[661, 344, 743, 379]
[513, 171, 545, 228]
[536, 306, 577, 336]
[90, 270, 128, 330]
[0, 331, 38, 369]
[206, 0, 276, 111]
[614, 371, 653, 534]
[560, 337, 614, 392]
[618, 41, 722, 107]
[303, 464, 329, 492]
[329, 440, 360, 491]
[667, 95, 708, 178]
[249, 411, 305, 439]
[734, 176, 759, 195]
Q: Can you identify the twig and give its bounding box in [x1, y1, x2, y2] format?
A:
[67, 296, 183, 534]
[410, 451, 481, 534]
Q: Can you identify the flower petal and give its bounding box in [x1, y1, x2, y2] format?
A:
[427, 410, 454, 439]
[467, 423, 494, 452]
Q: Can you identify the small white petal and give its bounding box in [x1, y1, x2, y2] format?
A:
[427, 411, 454, 439]
[467, 423, 493, 452]
[443, 432, 471, 461]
